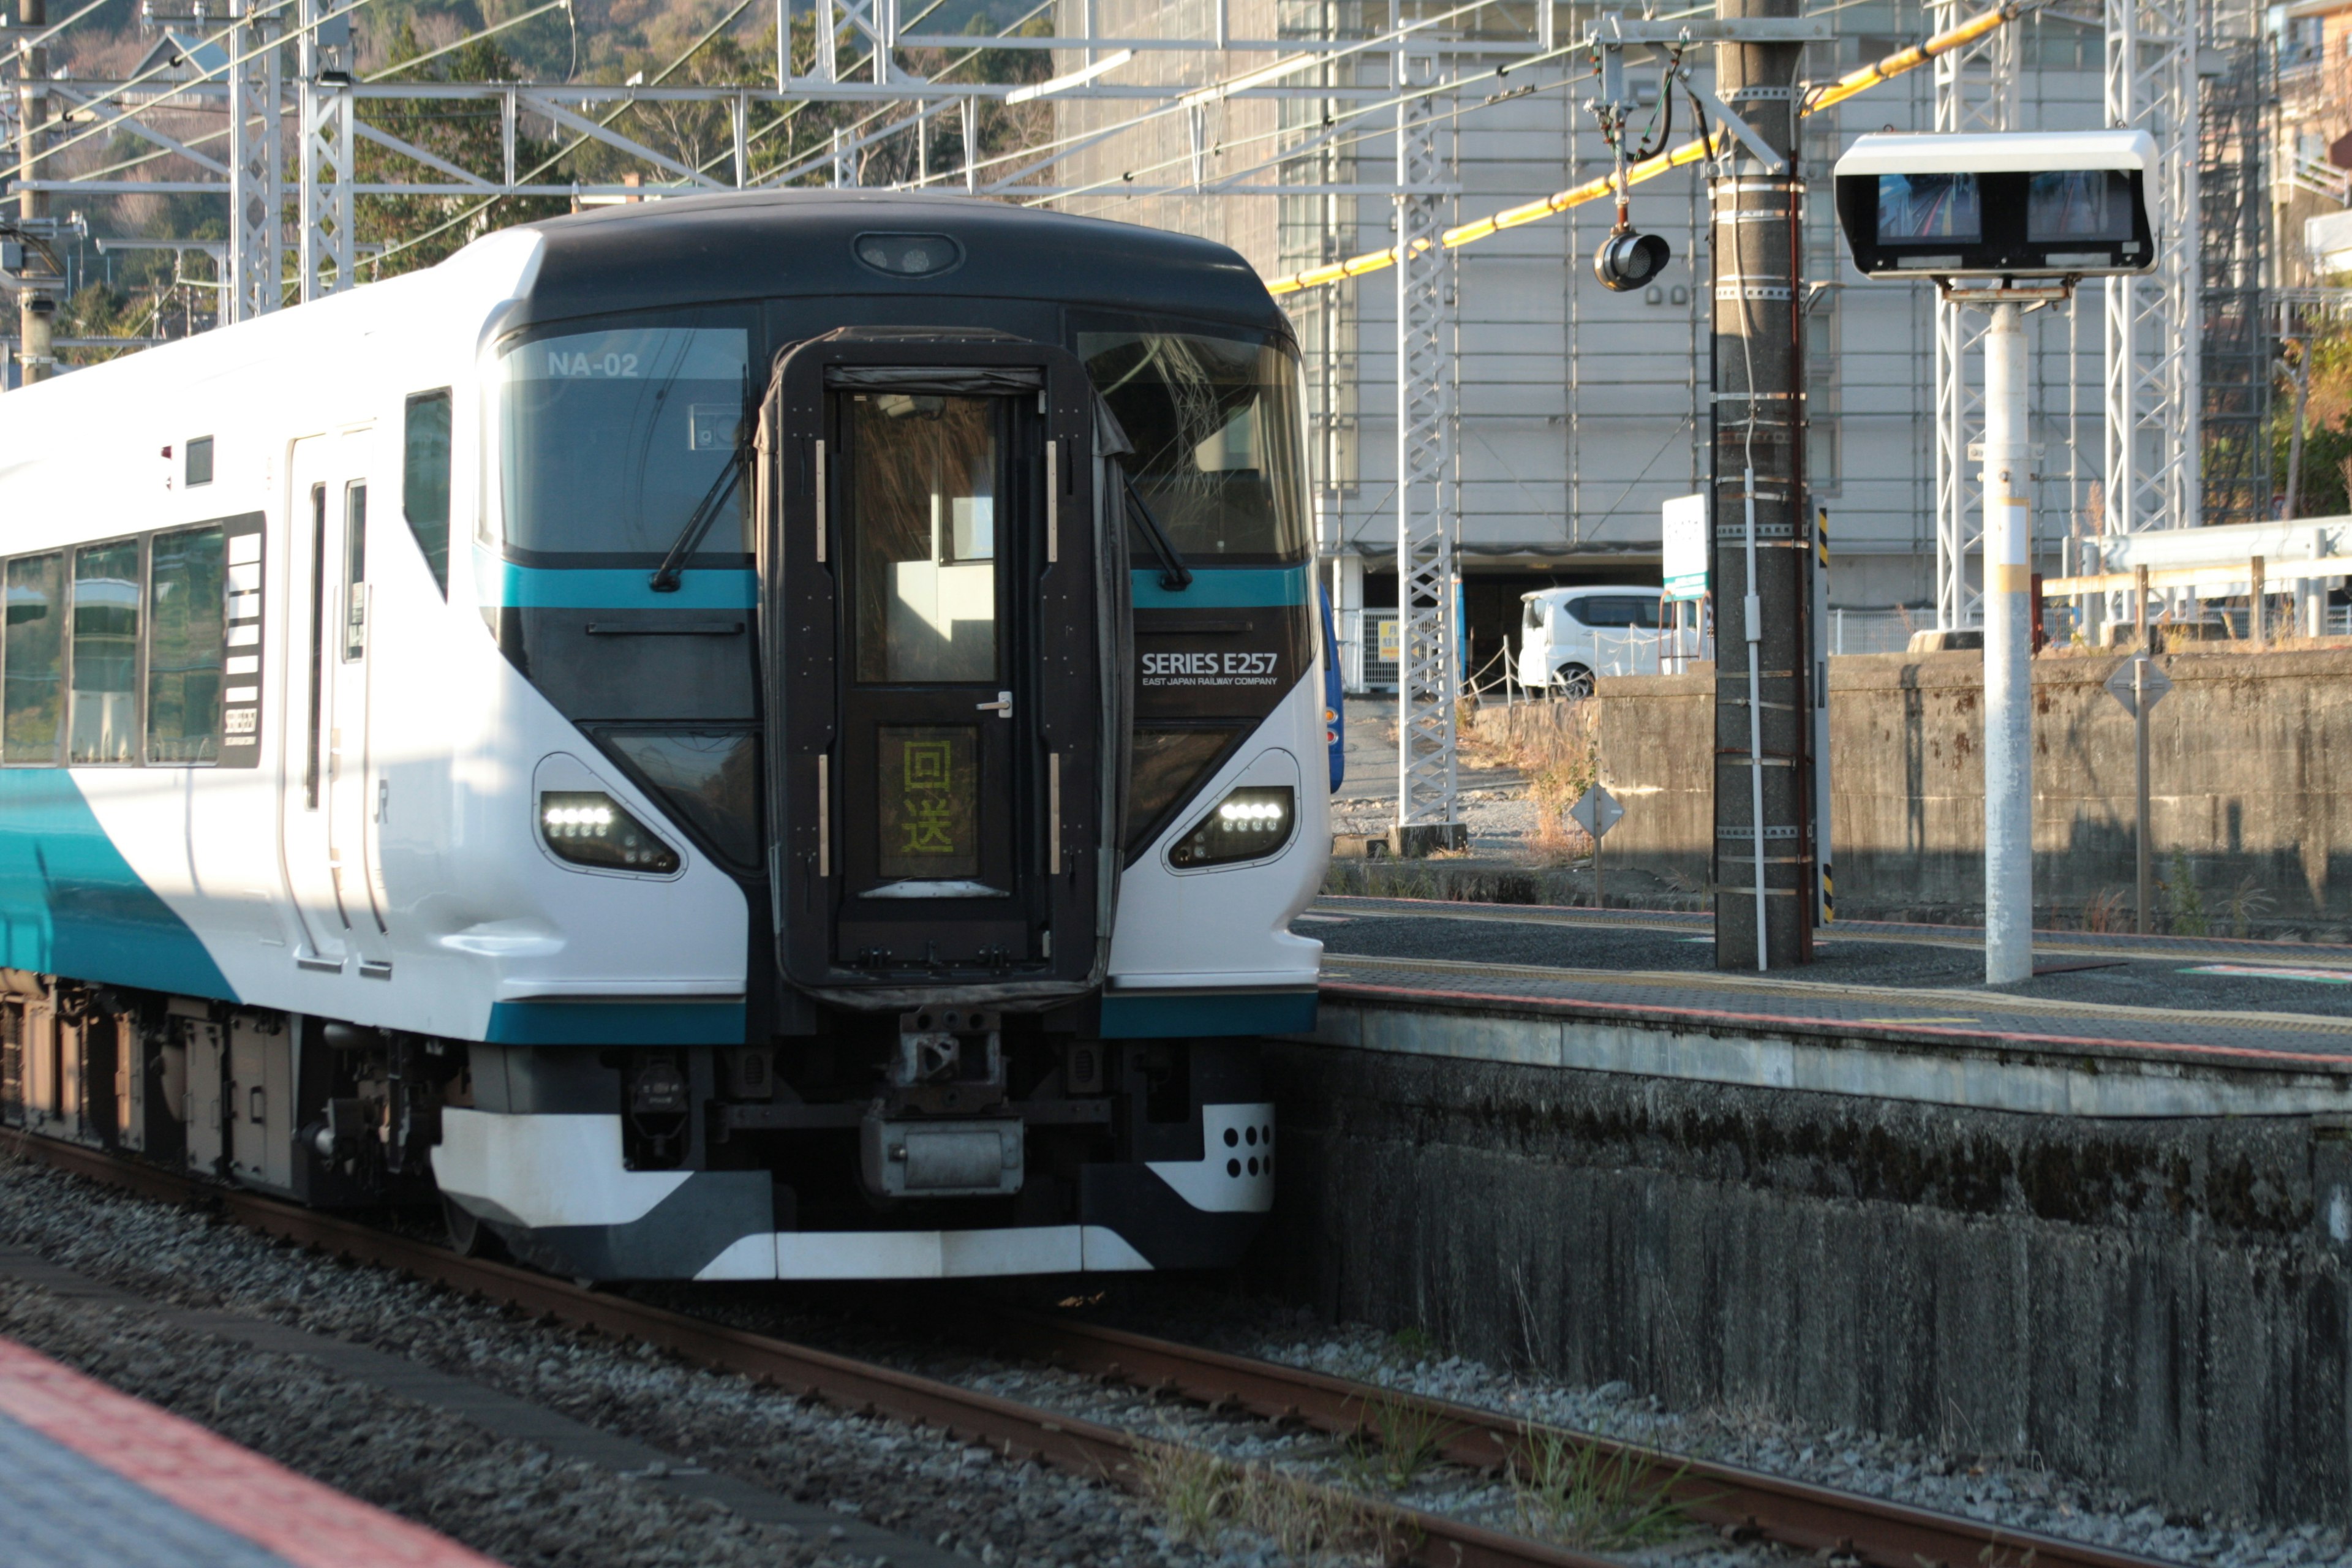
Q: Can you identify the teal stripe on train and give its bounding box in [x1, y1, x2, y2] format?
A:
[477, 554, 1302, 614]
[0, 771, 235, 1000]
[1099, 989, 1316, 1038]
[475, 549, 759, 611]
[1131, 565, 1311, 610]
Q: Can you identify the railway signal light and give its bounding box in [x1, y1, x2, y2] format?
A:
[1595, 228, 1672, 292]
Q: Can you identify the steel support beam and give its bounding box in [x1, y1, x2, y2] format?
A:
[1929, 0, 2016, 631]
[1390, 42, 1460, 855]
[1709, 0, 1814, 970]
[228, 9, 284, 322]
[13, 0, 56, 387]
[2104, 0, 2198, 542]
[297, 0, 356, 303]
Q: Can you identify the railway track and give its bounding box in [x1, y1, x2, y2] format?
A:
[4, 1128, 2177, 1568]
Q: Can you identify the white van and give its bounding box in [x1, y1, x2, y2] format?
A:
[1516, 586, 1663, 695]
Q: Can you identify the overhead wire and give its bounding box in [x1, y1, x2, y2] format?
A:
[363, 0, 761, 272]
[1262, 0, 2029, 295]
[909, 0, 1531, 196]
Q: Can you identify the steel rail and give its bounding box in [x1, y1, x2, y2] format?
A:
[1, 1129, 2187, 1568]
[967, 1308, 2181, 1568]
[0, 1129, 1611, 1568]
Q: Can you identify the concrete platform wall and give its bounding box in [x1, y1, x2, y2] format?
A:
[1256, 1027, 2352, 1524]
[1589, 647, 2352, 933]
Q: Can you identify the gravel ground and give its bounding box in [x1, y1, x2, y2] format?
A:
[1058, 1284, 2352, 1568]
[1329, 785, 1542, 858]
[0, 1275, 810, 1568]
[10, 1142, 2340, 1568]
[0, 1154, 1289, 1568]
[658, 1290, 1808, 1568]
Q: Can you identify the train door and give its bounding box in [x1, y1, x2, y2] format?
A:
[279, 431, 390, 974]
[764, 331, 1112, 1000]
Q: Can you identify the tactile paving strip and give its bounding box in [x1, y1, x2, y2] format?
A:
[0, 1335, 501, 1568]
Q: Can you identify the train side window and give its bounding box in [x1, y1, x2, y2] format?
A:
[342, 482, 367, 662]
[146, 524, 226, 764]
[3, 553, 63, 764]
[185, 437, 213, 488]
[69, 540, 141, 765]
[402, 390, 451, 595]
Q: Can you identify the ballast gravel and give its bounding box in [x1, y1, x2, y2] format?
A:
[1078, 1286, 2352, 1568]
[0, 1275, 807, 1568]
[6, 1142, 2333, 1568]
[0, 1155, 1286, 1568]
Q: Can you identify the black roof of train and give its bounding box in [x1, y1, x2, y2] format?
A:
[512, 190, 1286, 335]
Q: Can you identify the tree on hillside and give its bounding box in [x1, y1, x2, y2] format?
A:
[360, 23, 568, 278]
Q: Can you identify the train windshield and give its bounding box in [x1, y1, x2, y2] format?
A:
[1075, 320, 1309, 564]
[493, 310, 753, 560]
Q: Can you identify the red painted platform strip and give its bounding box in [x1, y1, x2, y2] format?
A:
[0, 1335, 502, 1568]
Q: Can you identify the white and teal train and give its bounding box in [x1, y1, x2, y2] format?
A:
[0, 191, 1326, 1280]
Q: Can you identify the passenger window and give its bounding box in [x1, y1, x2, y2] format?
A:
[343, 482, 367, 662]
[403, 390, 452, 595]
[3, 553, 62, 764]
[185, 437, 213, 487]
[70, 540, 141, 764]
[147, 525, 226, 764]
[1523, 599, 1547, 632]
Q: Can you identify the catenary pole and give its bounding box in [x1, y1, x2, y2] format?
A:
[1710, 0, 1814, 970]
[1980, 301, 2032, 983]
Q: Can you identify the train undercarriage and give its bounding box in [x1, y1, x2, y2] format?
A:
[0, 971, 1272, 1280]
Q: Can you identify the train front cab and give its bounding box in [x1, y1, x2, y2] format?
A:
[437, 320, 1296, 1281]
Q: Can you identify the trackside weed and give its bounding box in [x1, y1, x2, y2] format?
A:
[1131, 1438, 1231, 1547]
[2226, 875, 2275, 939]
[1338, 1393, 1456, 1493]
[1508, 1423, 1693, 1552]
[1131, 1437, 1420, 1562]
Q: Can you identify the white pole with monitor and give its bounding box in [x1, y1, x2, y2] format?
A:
[1833, 129, 2157, 984]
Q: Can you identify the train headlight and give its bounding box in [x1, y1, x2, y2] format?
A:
[539, 791, 681, 874]
[1170, 786, 1296, 868]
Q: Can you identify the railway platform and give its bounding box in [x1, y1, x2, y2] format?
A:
[1298, 895, 2352, 1115]
[0, 1332, 498, 1568]
[1262, 896, 2352, 1525]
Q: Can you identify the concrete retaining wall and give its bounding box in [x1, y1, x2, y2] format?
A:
[1588, 647, 2352, 934]
[1256, 1022, 2352, 1524]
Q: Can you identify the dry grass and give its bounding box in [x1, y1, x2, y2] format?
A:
[2078, 888, 2129, 934]
[1129, 1436, 1422, 1562]
[1467, 699, 1600, 865]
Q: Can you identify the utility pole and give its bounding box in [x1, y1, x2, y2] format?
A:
[1709, 0, 1814, 969]
[15, 0, 56, 386]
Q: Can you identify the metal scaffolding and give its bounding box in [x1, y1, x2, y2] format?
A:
[1, 0, 1501, 834]
[1390, 40, 1458, 849]
[2104, 0, 2199, 540]
[2197, 0, 2271, 529]
[1928, 0, 2016, 633]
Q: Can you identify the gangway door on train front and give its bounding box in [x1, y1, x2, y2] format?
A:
[760, 329, 1117, 1008]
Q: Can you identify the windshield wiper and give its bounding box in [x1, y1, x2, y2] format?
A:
[649, 447, 748, 593]
[1122, 472, 1193, 592]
